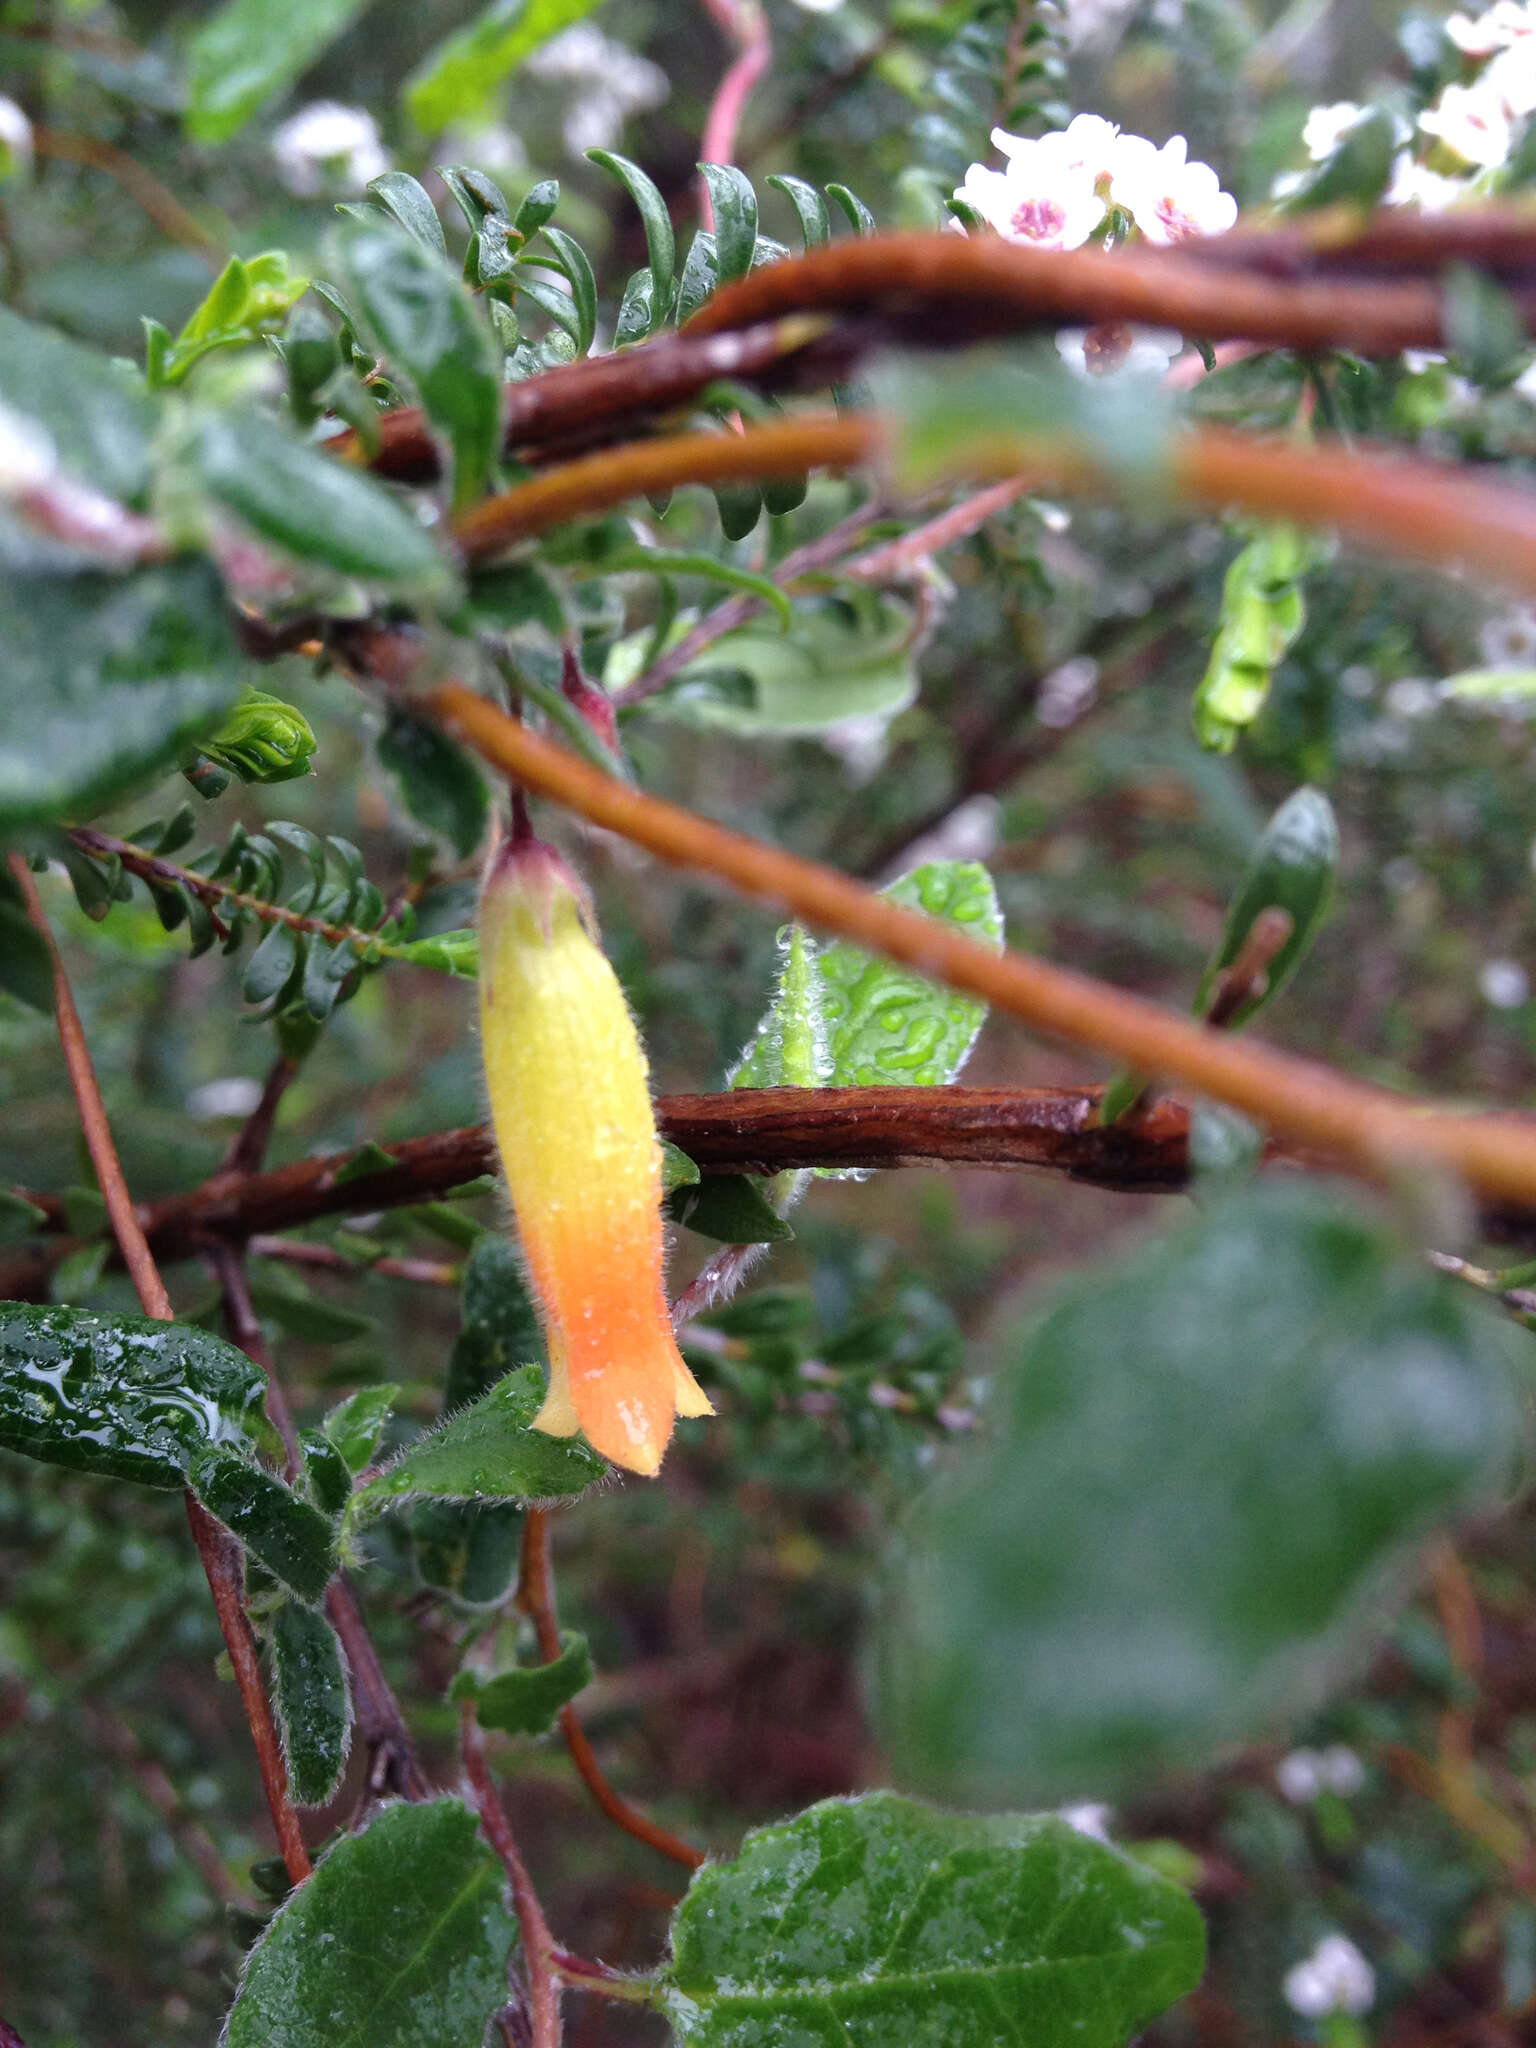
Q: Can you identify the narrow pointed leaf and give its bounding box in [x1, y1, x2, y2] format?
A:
[698, 164, 757, 284]
[270, 1599, 352, 1806]
[665, 1175, 794, 1244]
[367, 172, 447, 255]
[322, 1383, 398, 1473]
[587, 149, 674, 322]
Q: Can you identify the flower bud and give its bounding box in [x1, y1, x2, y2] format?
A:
[478, 837, 712, 1475]
[200, 687, 317, 783]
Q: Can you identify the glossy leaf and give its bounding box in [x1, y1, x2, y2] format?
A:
[377, 709, 488, 858]
[350, 1364, 605, 1522]
[587, 149, 674, 324]
[882, 1180, 1524, 1805]
[452, 1632, 592, 1734]
[534, 228, 597, 357]
[675, 230, 718, 325]
[0, 304, 158, 502]
[665, 1176, 795, 1245]
[341, 229, 502, 510]
[299, 1430, 354, 1516]
[0, 1304, 267, 1488]
[186, 0, 370, 142]
[767, 173, 830, 251]
[367, 172, 447, 256]
[730, 924, 829, 1088]
[660, 1791, 1205, 2048]
[660, 1142, 702, 1192]
[270, 1599, 352, 1807]
[819, 862, 1001, 1086]
[698, 164, 757, 284]
[193, 1450, 338, 1604]
[826, 182, 876, 235]
[181, 409, 454, 596]
[224, 1797, 516, 2046]
[322, 1384, 398, 1473]
[654, 593, 918, 734]
[1192, 786, 1338, 1028]
[406, 0, 605, 132]
[0, 559, 241, 831]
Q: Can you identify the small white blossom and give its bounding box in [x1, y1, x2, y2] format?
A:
[1319, 1744, 1365, 1796]
[1419, 80, 1514, 166]
[1485, 36, 1536, 114]
[1109, 132, 1238, 243]
[955, 153, 1106, 250]
[1481, 959, 1530, 1007]
[0, 96, 32, 181]
[1386, 154, 1472, 210]
[525, 23, 668, 157]
[271, 102, 388, 197]
[1386, 676, 1438, 717]
[1278, 1744, 1365, 1801]
[187, 1077, 266, 1120]
[996, 112, 1125, 185]
[1480, 605, 1536, 664]
[1302, 102, 1369, 160]
[1056, 322, 1184, 377]
[0, 403, 56, 496]
[1037, 656, 1100, 727]
[1447, 0, 1536, 54]
[1282, 1934, 1376, 2019]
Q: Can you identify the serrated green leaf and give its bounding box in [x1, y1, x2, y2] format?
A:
[665, 1176, 794, 1245]
[452, 1632, 592, 1734]
[405, 0, 605, 132]
[339, 228, 502, 510]
[181, 408, 454, 597]
[587, 149, 674, 326]
[270, 1599, 352, 1807]
[186, 0, 370, 141]
[0, 1303, 266, 1489]
[377, 709, 489, 858]
[411, 1498, 523, 1605]
[660, 1792, 1205, 2048]
[193, 1449, 337, 1603]
[322, 1384, 398, 1473]
[698, 164, 757, 285]
[0, 304, 158, 503]
[730, 925, 829, 1088]
[224, 1797, 516, 2046]
[0, 558, 242, 831]
[819, 862, 1001, 1086]
[351, 1365, 604, 1521]
[883, 1180, 1524, 1805]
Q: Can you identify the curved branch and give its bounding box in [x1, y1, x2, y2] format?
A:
[429, 690, 1536, 1211]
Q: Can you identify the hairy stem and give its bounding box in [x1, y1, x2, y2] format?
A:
[460, 1702, 560, 2048]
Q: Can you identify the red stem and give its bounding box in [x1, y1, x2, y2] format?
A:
[460, 1701, 561, 2048]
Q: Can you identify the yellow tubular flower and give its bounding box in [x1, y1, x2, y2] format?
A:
[478, 835, 713, 1476]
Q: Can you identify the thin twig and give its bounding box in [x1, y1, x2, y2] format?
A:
[8, 852, 310, 1885]
[517, 1511, 705, 1871]
[699, 0, 772, 224]
[461, 1701, 560, 2048]
[613, 498, 889, 707]
[841, 476, 1036, 583]
[427, 692, 1536, 1211]
[31, 125, 224, 266]
[223, 1056, 301, 1177]
[248, 1235, 462, 1286]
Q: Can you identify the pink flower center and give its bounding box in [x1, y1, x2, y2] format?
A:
[1156, 196, 1201, 240]
[1011, 195, 1065, 242]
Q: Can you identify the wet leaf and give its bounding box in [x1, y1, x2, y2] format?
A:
[193, 1450, 338, 1603]
[322, 1384, 398, 1474]
[377, 710, 488, 858]
[665, 1176, 795, 1245]
[270, 1599, 352, 1807]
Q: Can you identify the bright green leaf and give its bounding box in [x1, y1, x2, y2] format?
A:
[882, 1180, 1524, 1805]
[452, 1632, 592, 1734]
[186, 0, 371, 143]
[322, 1384, 398, 1473]
[405, 0, 605, 133]
[270, 1599, 352, 1807]
[660, 1791, 1206, 2048]
[1192, 786, 1338, 1027]
[587, 150, 674, 326]
[0, 1303, 266, 1489]
[225, 1797, 516, 2046]
[351, 1365, 604, 1522]
[200, 687, 317, 784]
[665, 1176, 795, 1245]
[819, 862, 1001, 1086]
[653, 593, 918, 734]
[730, 924, 829, 1088]
[339, 228, 502, 509]
[0, 304, 158, 503]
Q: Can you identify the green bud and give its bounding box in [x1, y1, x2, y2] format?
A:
[198, 688, 317, 784]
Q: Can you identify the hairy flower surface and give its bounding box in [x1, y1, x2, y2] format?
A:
[478, 837, 712, 1476]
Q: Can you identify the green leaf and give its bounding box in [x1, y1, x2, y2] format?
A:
[405, 0, 605, 132]
[587, 150, 675, 327]
[193, 1449, 337, 1603]
[533, 227, 597, 357]
[713, 480, 763, 543]
[660, 1142, 702, 1193]
[882, 1180, 1523, 1805]
[1192, 525, 1318, 752]
[270, 1599, 352, 1807]
[299, 1429, 354, 1515]
[0, 304, 158, 503]
[465, 560, 565, 634]
[730, 924, 829, 1088]
[180, 408, 454, 597]
[150, 252, 310, 389]
[655, 593, 918, 734]
[224, 1797, 516, 2047]
[767, 174, 830, 251]
[367, 172, 447, 256]
[698, 164, 757, 285]
[340, 228, 502, 510]
[444, 1234, 543, 1412]
[452, 1632, 592, 1734]
[411, 1498, 524, 1605]
[186, 0, 371, 143]
[675, 230, 719, 326]
[248, 1265, 376, 1343]
[322, 1384, 398, 1473]
[1280, 105, 1397, 213]
[350, 1365, 604, 1522]
[1440, 667, 1536, 702]
[0, 1303, 267, 1489]
[201, 687, 317, 784]
[0, 882, 55, 1013]
[826, 182, 877, 236]
[602, 546, 791, 629]
[377, 709, 488, 858]
[387, 928, 479, 977]
[665, 1176, 795, 1245]
[242, 922, 301, 1005]
[1192, 786, 1338, 1028]
[819, 862, 1001, 1086]
[0, 1189, 48, 1246]
[0, 558, 242, 831]
[660, 1791, 1205, 2048]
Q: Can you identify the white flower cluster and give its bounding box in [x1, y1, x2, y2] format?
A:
[1282, 1933, 1376, 2019]
[954, 112, 1237, 253]
[524, 23, 669, 158]
[1296, 0, 1536, 215]
[271, 102, 388, 197]
[1275, 1742, 1365, 1803]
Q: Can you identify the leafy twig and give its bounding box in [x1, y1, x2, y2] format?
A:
[248, 1235, 462, 1286]
[427, 692, 1536, 1211]
[517, 1510, 705, 1871]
